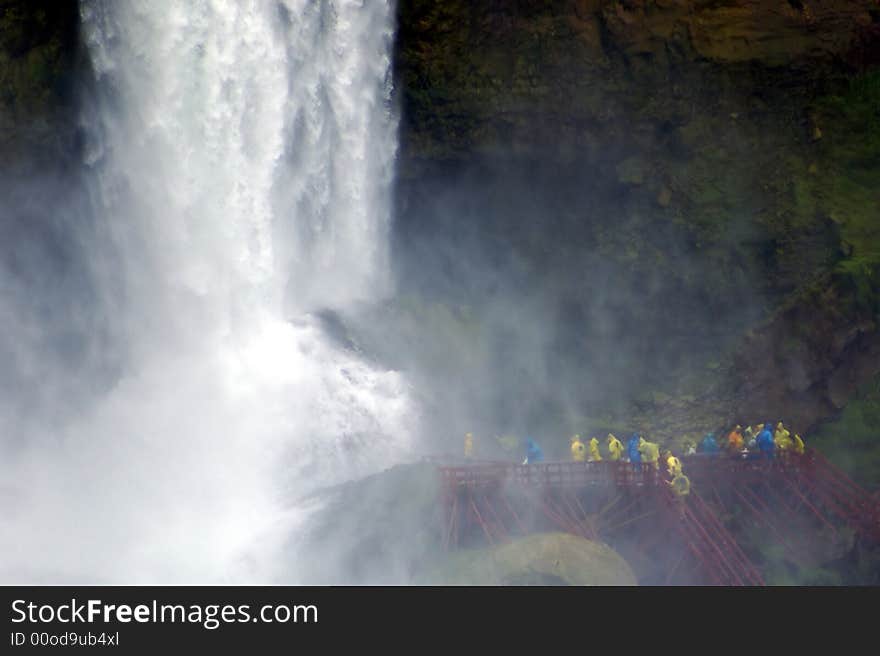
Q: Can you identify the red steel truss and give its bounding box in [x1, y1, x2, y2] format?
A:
[436, 449, 880, 585]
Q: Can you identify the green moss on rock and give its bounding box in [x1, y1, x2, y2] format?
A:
[810, 373, 880, 487]
[420, 532, 637, 585]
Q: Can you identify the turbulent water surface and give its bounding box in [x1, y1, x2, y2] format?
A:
[0, 0, 416, 583]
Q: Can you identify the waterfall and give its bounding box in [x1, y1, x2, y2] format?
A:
[0, 0, 415, 583]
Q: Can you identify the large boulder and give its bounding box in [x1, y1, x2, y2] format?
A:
[421, 532, 638, 585]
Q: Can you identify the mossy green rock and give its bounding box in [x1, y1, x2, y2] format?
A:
[810, 373, 880, 486]
[421, 532, 637, 585]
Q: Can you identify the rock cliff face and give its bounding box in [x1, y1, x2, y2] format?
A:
[0, 0, 82, 175]
[0, 0, 104, 420]
[394, 0, 880, 445]
[396, 0, 877, 165]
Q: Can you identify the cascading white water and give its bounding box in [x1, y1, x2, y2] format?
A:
[0, 0, 416, 583]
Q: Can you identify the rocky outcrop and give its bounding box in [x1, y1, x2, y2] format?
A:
[284, 463, 447, 584]
[0, 0, 82, 175]
[420, 531, 638, 585]
[733, 278, 880, 424]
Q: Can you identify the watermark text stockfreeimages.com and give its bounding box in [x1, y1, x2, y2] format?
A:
[10, 598, 317, 631]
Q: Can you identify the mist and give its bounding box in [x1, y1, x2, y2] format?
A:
[340, 149, 768, 459]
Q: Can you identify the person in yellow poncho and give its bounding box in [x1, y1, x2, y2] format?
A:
[774, 421, 793, 453]
[588, 437, 602, 462]
[639, 437, 660, 469]
[665, 450, 682, 477]
[607, 434, 623, 461]
[669, 471, 690, 496]
[570, 435, 586, 462]
[792, 433, 805, 455]
[495, 434, 519, 454]
[464, 432, 474, 458]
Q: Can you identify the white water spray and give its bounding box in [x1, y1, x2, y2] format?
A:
[0, 0, 415, 583]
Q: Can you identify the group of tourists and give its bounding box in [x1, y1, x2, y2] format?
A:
[690, 422, 805, 459]
[463, 419, 806, 502]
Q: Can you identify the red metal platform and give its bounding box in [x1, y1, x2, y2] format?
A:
[434, 449, 880, 585]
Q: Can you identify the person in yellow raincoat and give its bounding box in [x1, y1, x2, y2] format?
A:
[774, 421, 793, 453]
[639, 437, 660, 469]
[792, 433, 805, 455]
[665, 450, 682, 477]
[495, 434, 519, 454]
[464, 432, 474, 458]
[570, 435, 586, 462]
[588, 437, 602, 462]
[669, 471, 690, 496]
[607, 434, 623, 461]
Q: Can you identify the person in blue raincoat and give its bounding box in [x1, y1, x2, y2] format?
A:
[757, 422, 775, 459]
[699, 432, 720, 455]
[627, 434, 641, 467]
[523, 438, 544, 465]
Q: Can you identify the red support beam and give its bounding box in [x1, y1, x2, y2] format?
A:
[470, 494, 495, 545]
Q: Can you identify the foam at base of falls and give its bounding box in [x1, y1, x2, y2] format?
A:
[0, 313, 415, 583]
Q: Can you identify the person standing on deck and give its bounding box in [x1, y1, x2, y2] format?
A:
[607, 434, 623, 461]
[524, 438, 544, 465]
[588, 437, 602, 462]
[570, 435, 586, 462]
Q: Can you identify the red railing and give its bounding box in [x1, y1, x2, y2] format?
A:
[439, 460, 664, 490]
